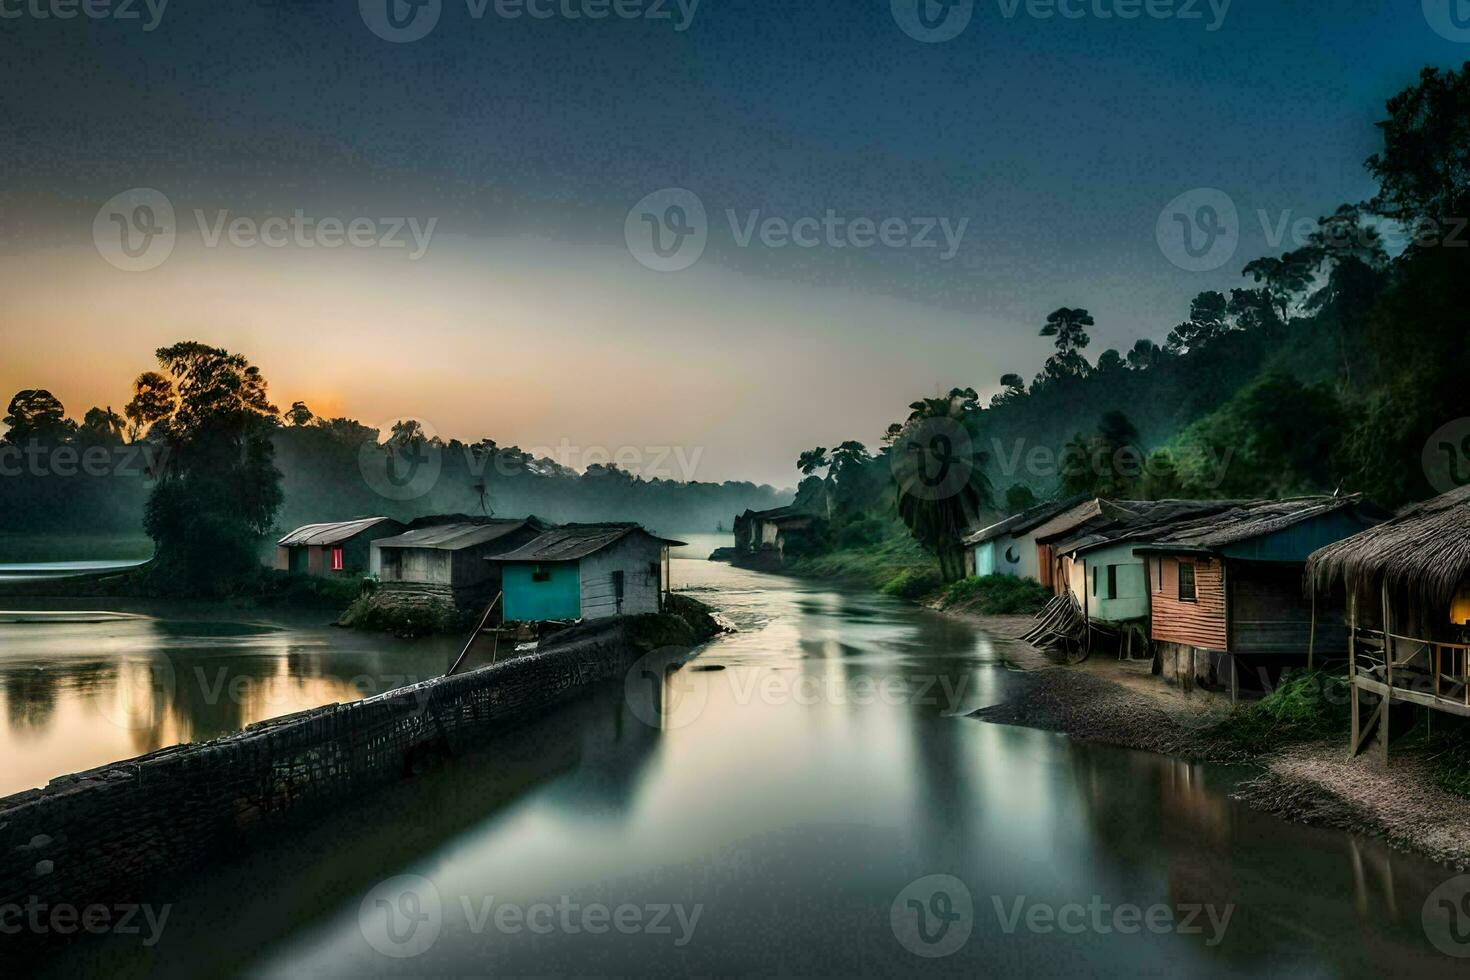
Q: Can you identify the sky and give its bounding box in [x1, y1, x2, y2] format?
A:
[0, 1, 1463, 487]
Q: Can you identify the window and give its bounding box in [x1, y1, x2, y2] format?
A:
[1155, 559, 1163, 593]
[331, 547, 344, 572]
[1091, 566, 1098, 597]
[531, 566, 551, 583]
[1106, 564, 1118, 600]
[612, 570, 625, 599]
[1178, 562, 1197, 602]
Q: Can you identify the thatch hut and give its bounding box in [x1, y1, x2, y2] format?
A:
[1307, 485, 1470, 759]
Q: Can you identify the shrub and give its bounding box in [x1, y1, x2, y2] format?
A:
[881, 568, 943, 601]
[1208, 668, 1352, 752]
[940, 575, 1052, 615]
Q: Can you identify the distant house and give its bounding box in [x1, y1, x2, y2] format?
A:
[275, 517, 405, 576]
[1135, 496, 1385, 693]
[733, 505, 820, 569]
[490, 524, 687, 622]
[1308, 485, 1470, 758]
[370, 517, 549, 610]
[961, 495, 1086, 580]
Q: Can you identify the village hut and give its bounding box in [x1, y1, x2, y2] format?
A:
[960, 495, 1087, 580]
[370, 516, 549, 610]
[1307, 485, 1470, 758]
[488, 524, 687, 622]
[274, 517, 405, 576]
[1133, 496, 1385, 695]
[733, 505, 821, 570]
[1048, 499, 1241, 627]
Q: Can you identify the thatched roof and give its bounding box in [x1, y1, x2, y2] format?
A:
[1308, 485, 1470, 606]
[1132, 496, 1364, 553]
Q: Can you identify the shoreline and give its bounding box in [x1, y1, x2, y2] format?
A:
[947, 607, 1470, 871]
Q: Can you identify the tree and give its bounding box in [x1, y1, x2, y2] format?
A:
[142, 343, 283, 592]
[1095, 349, 1124, 373]
[1037, 308, 1094, 383]
[124, 371, 176, 441]
[1126, 339, 1165, 371]
[1003, 484, 1037, 514]
[285, 401, 315, 427]
[891, 390, 992, 582]
[1166, 291, 1233, 354]
[797, 447, 831, 477]
[1060, 411, 1144, 499]
[2, 389, 73, 446]
[1243, 252, 1316, 321]
[1367, 63, 1470, 228]
[78, 406, 126, 446]
[991, 373, 1027, 407]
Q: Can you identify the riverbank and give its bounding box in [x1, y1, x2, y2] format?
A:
[955, 609, 1470, 870]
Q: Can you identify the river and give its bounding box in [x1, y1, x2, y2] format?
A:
[16, 555, 1467, 976]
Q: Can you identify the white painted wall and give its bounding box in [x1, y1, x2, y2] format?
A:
[579, 534, 666, 620]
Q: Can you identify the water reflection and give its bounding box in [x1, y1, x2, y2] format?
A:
[23, 564, 1470, 978]
[0, 607, 458, 796]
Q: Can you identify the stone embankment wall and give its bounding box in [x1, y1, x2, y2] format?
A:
[0, 625, 635, 919]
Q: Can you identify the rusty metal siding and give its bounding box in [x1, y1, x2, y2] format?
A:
[1149, 556, 1228, 650]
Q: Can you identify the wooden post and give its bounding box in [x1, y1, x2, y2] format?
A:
[1381, 583, 1393, 766]
[1307, 586, 1316, 671]
[1348, 590, 1358, 753]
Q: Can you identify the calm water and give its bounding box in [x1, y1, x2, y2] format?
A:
[0, 602, 459, 796]
[25, 559, 1468, 977]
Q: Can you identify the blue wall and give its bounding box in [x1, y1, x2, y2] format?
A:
[503, 563, 581, 622]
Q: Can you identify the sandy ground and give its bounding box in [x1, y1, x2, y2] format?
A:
[951, 608, 1470, 871]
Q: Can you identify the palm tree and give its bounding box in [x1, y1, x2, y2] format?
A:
[891, 390, 992, 582]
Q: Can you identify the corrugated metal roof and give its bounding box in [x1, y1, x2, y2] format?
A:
[491, 524, 688, 563]
[277, 517, 395, 548]
[373, 519, 538, 552]
[962, 495, 1089, 547]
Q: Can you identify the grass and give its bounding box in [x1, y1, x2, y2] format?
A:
[939, 575, 1053, 615]
[1206, 668, 1353, 754]
[0, 533, 154, 564]
[787, 529, 940, 592]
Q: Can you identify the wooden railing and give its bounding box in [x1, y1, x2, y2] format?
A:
[1350, 626, 1470, 711]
